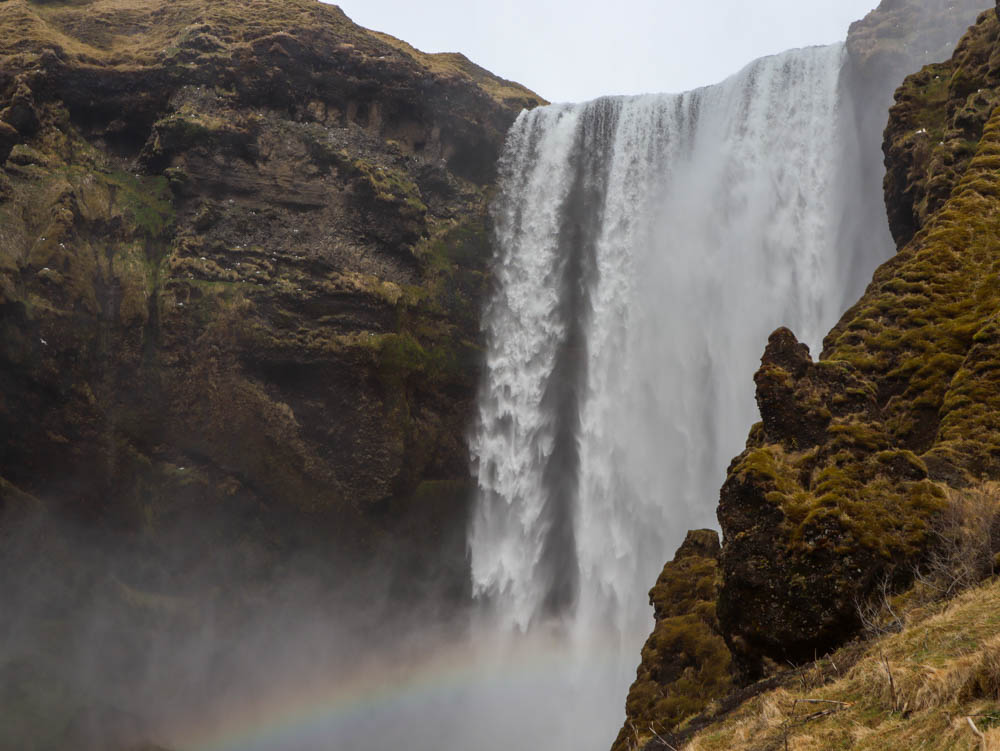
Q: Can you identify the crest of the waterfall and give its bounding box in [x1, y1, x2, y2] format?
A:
[471, 43, 867, 637]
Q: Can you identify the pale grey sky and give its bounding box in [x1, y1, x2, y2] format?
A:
[328, 0, 881, 102]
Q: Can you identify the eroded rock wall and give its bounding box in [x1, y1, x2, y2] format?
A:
[0, 0, 542, 595]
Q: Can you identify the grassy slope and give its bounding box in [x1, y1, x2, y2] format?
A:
[685, 574, 1000, 751]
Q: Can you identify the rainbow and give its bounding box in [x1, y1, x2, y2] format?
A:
[169, 631, 630, 751]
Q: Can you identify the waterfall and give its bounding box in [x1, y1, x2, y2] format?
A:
[470, 42, 879, 651]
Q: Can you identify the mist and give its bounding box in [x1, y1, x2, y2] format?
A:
[1, 495, 641, 751]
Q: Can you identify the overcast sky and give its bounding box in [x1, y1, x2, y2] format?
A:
[329, 0, 881, 102]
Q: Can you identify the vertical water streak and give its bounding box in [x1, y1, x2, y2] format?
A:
[468, 104, 582, 629]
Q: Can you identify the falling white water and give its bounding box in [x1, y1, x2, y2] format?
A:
[469, 41, 888, 746]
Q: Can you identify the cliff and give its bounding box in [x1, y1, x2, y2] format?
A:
[0, 4, 546, 747]
[0, 0, 542, 586]
[617, 3, 1000, 749]
[838, 0, 988, 292]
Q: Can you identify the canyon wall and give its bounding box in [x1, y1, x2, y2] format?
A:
[0, 0, 542, 600]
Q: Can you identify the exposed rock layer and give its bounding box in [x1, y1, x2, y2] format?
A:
[0, 0, 542, 576]
[0, 2, 544, 748]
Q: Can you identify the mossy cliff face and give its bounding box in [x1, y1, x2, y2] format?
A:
[612, 531, 731, 751]
[718, 6, 1000, 681]
[614, 5, 999, 741]
[883, 6, 1000, 247]
[841, 0, 987, 276]
[0, 0, 543, 585]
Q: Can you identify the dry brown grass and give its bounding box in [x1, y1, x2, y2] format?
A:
[855, 483, 1000, 640]
[920, 484, 1000, 597]
[682, 568, 1000, 751]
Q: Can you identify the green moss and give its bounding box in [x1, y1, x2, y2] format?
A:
[352, 159, 427, 216]
[104, 170, 175, 238]
[613, 538, 731, 751]
[418, 220, 491, 271]
[733, 447, 799, 494]
[371, 331, 468, 389]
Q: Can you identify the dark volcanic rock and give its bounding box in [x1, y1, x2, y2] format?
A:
[612, 530, 732, 751]
[718, 329, 908, 680]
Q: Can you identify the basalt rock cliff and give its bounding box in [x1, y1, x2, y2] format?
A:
[0, 5, 544, 747]
[618, 2, 1000, 749]
[0, 0, 542, 590]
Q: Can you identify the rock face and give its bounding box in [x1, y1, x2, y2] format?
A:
[718, 328, 942, 679]
[0, 0, 542, 586]
[617, 4, 1000, 737]
[718, 4, 1000, 680]
[846, 0, 989, 83]
[612, 530, 730, 751]
[0, 3, 544, 747]
[837, 0, 986, 302]
[883, 5, 1000, 246]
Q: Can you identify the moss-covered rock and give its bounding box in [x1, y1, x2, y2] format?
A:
[719, 329, 947, 679]
[612, 530, 732, 751]
[883, 7, 1000, 247]
[718, 10, 1000, 681]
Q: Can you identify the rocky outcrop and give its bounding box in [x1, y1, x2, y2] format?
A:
[0, 0, 543, 586]
[716, 6, 1000, 680]
[612, 530, 731, 751]
[718, 328, 942, 679]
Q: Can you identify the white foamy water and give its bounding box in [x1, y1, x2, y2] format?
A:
[468, 42, 890, 748]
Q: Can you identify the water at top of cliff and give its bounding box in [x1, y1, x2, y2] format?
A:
[466, 40, 891, 748]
